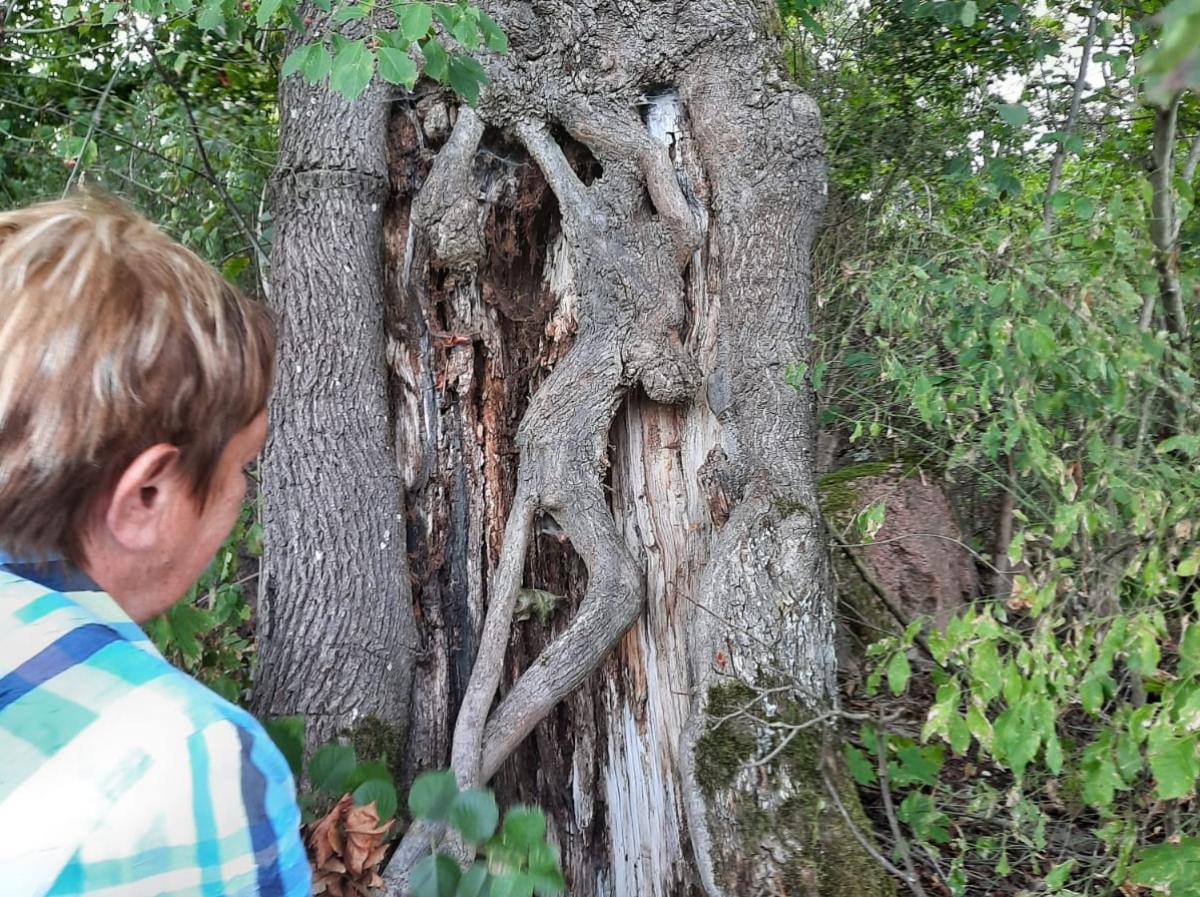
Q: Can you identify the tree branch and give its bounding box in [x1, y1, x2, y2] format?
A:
[1042, 0, 1100, 232]
[138, 35, 269, 293]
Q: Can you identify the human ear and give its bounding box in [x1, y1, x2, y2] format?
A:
[102, 444, 183, 552]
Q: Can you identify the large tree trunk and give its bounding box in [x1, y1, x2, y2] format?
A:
[262, 2, 893, 894]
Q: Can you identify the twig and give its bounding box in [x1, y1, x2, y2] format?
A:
[63, 52, 127, 197]
[820, 755, 910, 883]
[876, 728, 931, 897]
[137, 34, 269, 294]
[1183, 130, 1200, 185]
[1042, 0, 1101, 232]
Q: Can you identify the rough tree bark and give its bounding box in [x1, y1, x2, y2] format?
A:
[262, 1, 893, 894]
[254, 38, 417, 752]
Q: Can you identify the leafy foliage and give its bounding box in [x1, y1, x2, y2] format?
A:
[145, 504, 261, 702]
[792, 0, 1199, 891]
[408, 770, 566, 897]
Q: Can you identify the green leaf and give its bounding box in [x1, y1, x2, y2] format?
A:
[1131, 838, 1200, 893]
[527, 843, 565, 896]
[455, 863, 490, 897]
[478, 11, 507, 52]
[409, 769, 460, 821]
[378, 47, 418, 87]
[528, 849, 564, 897]
[1178, 551, 1200, 579]
[844, 744, 876, 786]
[330, 38, 375, 98]
[998, 103, 1029, 127]
[262, 715, 305, 780]
[890, 743, 943, 787]
[490, 872, 535, 897]
[959, 0, 976, 25]
[501, 805, 546, 850]
[309, 742, 357, 794]
[1181, 624, 1200, 677]
[447, 53, 486, 105]
[396, 1, 433, 40]
[332, 3, 368, 22]
[102, 2, 123, 25]
[256, 0, 283, 27]
[1148, 725, 1198, 800]
[352, 777, 398, 820]
[1044, 859, 1074, 889]
[449, 787, 499, 843]
[303, 44, 332, 83]
[421, 37, 449, 81]
[196, 0, 225, 30]
[281, 43, 313, 78]
[345, 759, 393, 792]
[886, 650, 911, 695]
[412, 853, 461, 897]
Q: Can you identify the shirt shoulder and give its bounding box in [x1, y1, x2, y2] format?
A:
[0, 572, 311, 897]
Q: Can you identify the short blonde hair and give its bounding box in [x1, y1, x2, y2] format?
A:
[0, 192, 275, 563]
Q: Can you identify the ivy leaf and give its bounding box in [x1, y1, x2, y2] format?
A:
[378, 47, 418, 87]
[412, 853, 461, 897]
[449, 787, 499, 843]
[409, 769, 459, 821]
[309, 742, 357, 794]
[330, 38, 374, 99]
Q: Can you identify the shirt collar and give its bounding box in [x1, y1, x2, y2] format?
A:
[0, 550, 100, 593]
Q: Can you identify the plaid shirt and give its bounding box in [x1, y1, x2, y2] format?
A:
[0, 556, 312, 897]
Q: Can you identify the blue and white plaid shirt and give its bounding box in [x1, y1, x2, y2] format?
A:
[0, 554, 312, 897]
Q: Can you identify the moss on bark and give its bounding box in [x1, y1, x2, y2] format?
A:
[697, 682, 896, 897]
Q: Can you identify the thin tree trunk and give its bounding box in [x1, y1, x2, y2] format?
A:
[254, 8, 416, 754]
[1042, 0, 1099, 232]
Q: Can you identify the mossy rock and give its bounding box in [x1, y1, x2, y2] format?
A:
[818, 459, 913, 520]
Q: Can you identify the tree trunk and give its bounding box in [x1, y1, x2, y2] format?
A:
[254, 15, 416, 755]
[263, 2, 893, 894]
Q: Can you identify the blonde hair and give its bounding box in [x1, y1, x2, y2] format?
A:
[0, 192, 275, 563]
